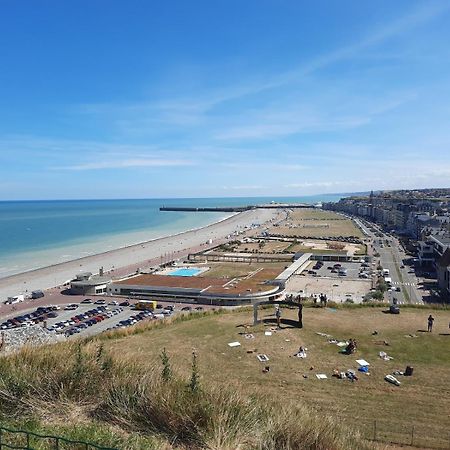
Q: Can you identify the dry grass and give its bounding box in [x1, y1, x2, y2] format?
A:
[201, 261, 286, 278]
[0, 311, 376, 450]
[105, 306, 450, 449]
[288, 210, 344, 220]
[266, 210, 364, 239]
[232, 241, 291, 253]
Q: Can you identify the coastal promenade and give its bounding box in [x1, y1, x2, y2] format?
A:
[0, 208, 279, 303]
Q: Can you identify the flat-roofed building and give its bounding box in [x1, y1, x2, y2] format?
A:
[70, 272, 112, 295]
[107, 267, 286, 305]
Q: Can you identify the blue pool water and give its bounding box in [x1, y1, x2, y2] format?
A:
[169, 268, 202, 277]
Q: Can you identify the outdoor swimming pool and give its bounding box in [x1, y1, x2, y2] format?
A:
[168, 268, 202, 277]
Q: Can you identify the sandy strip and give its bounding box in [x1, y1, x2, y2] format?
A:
[0, 208, 279, 301]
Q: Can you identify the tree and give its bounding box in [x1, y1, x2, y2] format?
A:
[160, 347, 172, 382]
[189, 351, 200, 393]
[372, 290, 384, 300]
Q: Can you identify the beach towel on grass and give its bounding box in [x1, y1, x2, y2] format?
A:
[356, 359, 370, 366]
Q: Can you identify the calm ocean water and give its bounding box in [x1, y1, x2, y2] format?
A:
[0, 195, 341, 278]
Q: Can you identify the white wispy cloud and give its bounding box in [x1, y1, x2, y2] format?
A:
[222, 162, 309, 171]
[285, 181, 344, 189]
[58, 158, 195, 171]
[221, 185, 265, 190]
[72, 2, 447, 138]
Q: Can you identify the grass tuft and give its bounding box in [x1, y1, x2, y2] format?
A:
[0, 334, 375, 449]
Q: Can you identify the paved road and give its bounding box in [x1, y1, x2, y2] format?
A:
[362, 221, 422, 304]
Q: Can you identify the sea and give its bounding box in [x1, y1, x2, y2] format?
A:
[0, 195, 342, 279]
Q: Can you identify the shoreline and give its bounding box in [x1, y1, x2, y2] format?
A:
[0, 208, 279, 300]
[0, 212, 236, 280]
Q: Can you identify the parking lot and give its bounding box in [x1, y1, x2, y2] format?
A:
[0, 299, 208, 340]
[285, 260, 373, 303]
[304, 260, 373, 280]
[286, 274, 372, 303]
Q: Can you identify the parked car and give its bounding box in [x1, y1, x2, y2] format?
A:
[81, 298, 92, 304]
[119, 301, 130, 307]
[64, 304, 78, 310]
[94, 299, 106, 305]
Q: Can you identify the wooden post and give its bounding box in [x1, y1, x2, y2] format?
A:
[253, 304, 259, 326]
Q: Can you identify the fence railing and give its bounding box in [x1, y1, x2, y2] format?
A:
[0, 426, 118, 450]
[359, 419, 450, 449]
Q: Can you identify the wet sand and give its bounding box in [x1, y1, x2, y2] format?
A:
[0, 208, 279, 303]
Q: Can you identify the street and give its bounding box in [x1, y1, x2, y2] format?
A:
[363, 221, 423, 304]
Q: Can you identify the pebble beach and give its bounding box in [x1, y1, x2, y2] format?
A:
[0, 208, 279, 302]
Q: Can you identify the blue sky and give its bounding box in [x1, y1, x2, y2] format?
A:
[1, 0, 450, 200]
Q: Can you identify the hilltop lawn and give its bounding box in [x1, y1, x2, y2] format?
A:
[106, 306, 450, 449]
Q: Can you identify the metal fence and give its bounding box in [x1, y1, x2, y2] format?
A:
[359, 419, 450, 449]
[0, 426, 118, 450]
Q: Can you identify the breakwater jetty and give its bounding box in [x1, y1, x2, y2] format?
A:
[160, 204, 312, 212]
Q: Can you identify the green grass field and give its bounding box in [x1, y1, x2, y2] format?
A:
[106, 306, 450, 449]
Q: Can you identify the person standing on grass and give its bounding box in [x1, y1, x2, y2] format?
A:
[275, 305, 281, 328]
[427, 314, 435, 332]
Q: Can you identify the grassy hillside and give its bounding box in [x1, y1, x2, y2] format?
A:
[103, 305, 450, 449]
[1, 305, 449, 449]
[0, 310, 375, 450]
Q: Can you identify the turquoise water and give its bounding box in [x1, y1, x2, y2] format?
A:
[168, 268, 202, 277]
[0, 195, 342, 278]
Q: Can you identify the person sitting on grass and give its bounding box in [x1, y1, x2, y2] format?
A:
[344, 338, 357, 355]
[294, 346, 307, 358]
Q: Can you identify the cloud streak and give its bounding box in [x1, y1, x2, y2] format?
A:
[58, 158, 195, 171]
[73, 2, 447, 137]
